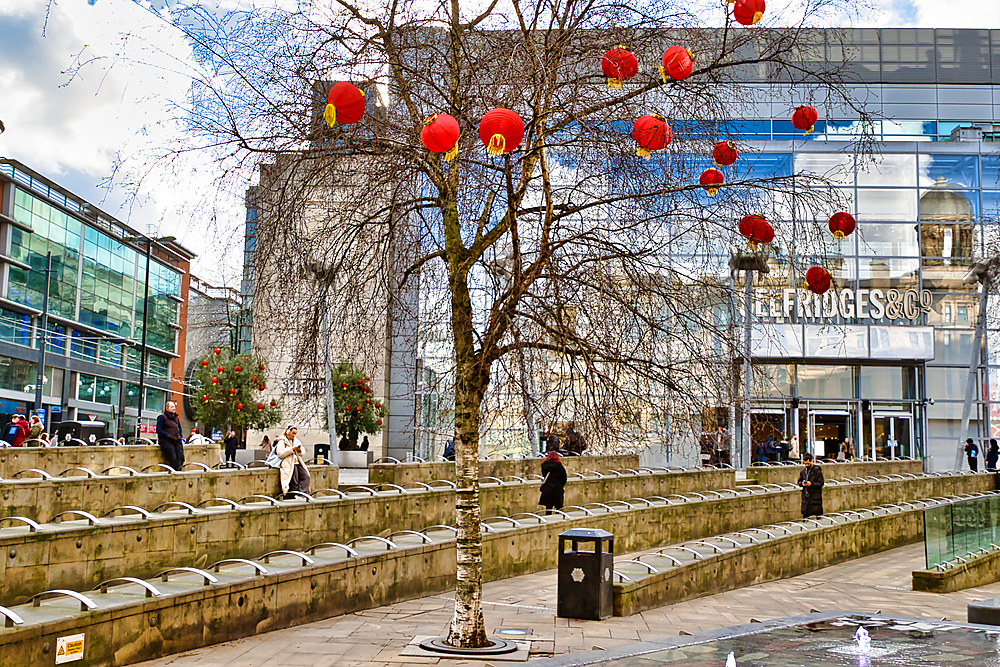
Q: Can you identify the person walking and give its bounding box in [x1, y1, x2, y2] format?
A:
[275, 425, 309, 495]
[797, 453, 825, 518]
[789, 434, 800, 461]
[259, 434, 272, 455]
[223, 429, 239, 466]
[155, 401, 185, 470]
[27, 415, 44, 443]
[539, 449, 567, 514]
[964, 438, 980, 472]
[987, 439, 999, 473]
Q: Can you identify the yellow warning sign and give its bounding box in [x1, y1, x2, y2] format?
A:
[55, 633, 85, 664]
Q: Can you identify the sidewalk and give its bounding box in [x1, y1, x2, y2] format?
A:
[136, 543, 1000, 667]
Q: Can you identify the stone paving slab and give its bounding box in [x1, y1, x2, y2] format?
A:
[135, 543, 1000, 667]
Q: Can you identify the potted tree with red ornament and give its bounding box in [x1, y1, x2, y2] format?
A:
[190, 350, 281, 448]
[329, 361, 385, 453]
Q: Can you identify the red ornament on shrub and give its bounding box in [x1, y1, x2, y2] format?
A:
[229, 388, 237, 396]
[324, 82, 365, 127]
[259, 364, 265, 372]
[200, 359, 209, 367]
[479, 109, 524, 156]
[270, 399, 277, 407]
[377, 419, 383, 426]
[202, 395, 209, 403]
[258, 384, 266, 391]
[356, 406, 363, 412]
[699, 168, 725, 195]
[251, 376, 258, 384]
[236, 403, 243, 411]
[213, 348, 221, 355]
[601, 46, 638, 90]
[341, 382, 348, 389]
[632, 115, 671, 159]
[217, 366, 224, 373]
[211, 377, 219, 384]
[791, 105, 818, 134]
[375, 402, 381, 409]
[344, 406, 351, 412]
[733, 0, 765, 25]
[828, 211, 856, 239]
[234, 366, 242, 373]
[661, 46, 694, 82]
[365, 376, 370, 381]
[421, 114, 460, 161]
[366, 399, 371, 404]
[738, 214, 774, 248]
[257, 403, 264, 411]
[713, 140, 738, 166]
[805, 266, 832, 295]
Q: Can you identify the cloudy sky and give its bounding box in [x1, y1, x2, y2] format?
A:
[1, 0, 999, 283]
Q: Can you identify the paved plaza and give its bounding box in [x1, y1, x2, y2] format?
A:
[135, 542, 1000, 667]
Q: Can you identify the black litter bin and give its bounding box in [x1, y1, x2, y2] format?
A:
[314, 443, 331, 465]
[557, 528, 614, 620]
[56, 421, 107, 445]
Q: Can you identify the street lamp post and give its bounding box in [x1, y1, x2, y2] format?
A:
[33, 252, 53, 427]
[121, 234, 175, 441]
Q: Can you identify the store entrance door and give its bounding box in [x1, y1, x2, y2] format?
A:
[808, 410, 850, 460]
[872, 412, 913, 460]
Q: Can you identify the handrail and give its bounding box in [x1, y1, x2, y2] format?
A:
[616, 559, 659, 574]
[100, 466, 139, 476]
[31, 589, 98, 611]
[246, 460, 269, 468]
[307, 542, 359, 557]
[284, 491, 315, 502]
[215, 461, 247, 470]
[0, 606, 24, 627]
[211, 558, 270, 575]
[541, 508, 571, 518]
[313, 488, 348, 499]
[583, 502, 614, 512]
[346, 536, 398, 550]
[562, 505, 594, 515]
[51, 510, 102, 525]
[404, 482, 433, 491]
[662, 546, 704, 560]
[478, 476, 504, 485]
[0, 516, 40, 532]
[626, 497, 655, 507]
[483, 516, 523, 528]
[259, 550, 315, 566]
[729, 531, 762, 543]
[422, 525, 459, 535]
[180, 462, 213, 472]
[56, 467, 99, 478]
[238, 495, 280, 506]
[153, 501, 203, 515]
[96, 577, 162, 597]
[689, 540, 727, 553]
[612, 570, 632, 583]
[428, 479, 458, 488]
[388, 530, 434, 543]
[510, 512, 547, 523]
[372, 484, 407, 493]
[140, 464, 176, 474]
[12, 468, 52, 480]
[159, 567, 219, 585]
[605, 500, 635, 509]
[196, 498, 242, 510]
[343, 486, 378, 496]
[104, 506, 154, 520]
[373, 457, 401, 464]
[648, 551, 684, 566]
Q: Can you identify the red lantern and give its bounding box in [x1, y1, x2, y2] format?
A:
[479, 109, 524, 156]
[791, 105, 818, 134]
[632, 114, 672, 159]
[229, 388, 237, 396]
[661, 46, 695, 82]
[377, 419, 383, 426]
[699, 168, 725, 196]
[259, 364, 265, 372]
[421, 114, 460, 161]
[358, 379, 364, 385]
[828, 211, 856, 240]
[257, 403, 264, 411]
[738, 214, 774, 248]
[258, 384, 266, 391]
[324, 82, 365, 127]
[269, 399, 277, 407]
[356, 406, 363, 412]
[341, 382, 348, 389]
[200, 359, 209, 367]
[202, 395, 209, 403]
[211, 377, 219, 385]
[217, 366, 224, 373]
[344, 406, 351, 413]
[375, 402, 381, 409]
[805, 266, 832, 295]
[236, 403, 243, 411]
[213, 348, 221, 355]
[602, 46, 638, 90]
[234, 366, 242, 373]
[733, 0, 765, 25]
[713, 140, 738, 166]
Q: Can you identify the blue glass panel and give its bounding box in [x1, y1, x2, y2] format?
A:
[983, 155, 1000, 190]
[737, 153, 792, 181]
[920, 153, 979, 188]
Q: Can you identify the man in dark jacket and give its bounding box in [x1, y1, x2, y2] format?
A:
[155, 400, 184, 470]
[987, 439, 999, 473]
[539, 449, 567, 514]
[797, 453, 824, 518]
[4, 415, 28, 447]
[964, 438, 980, 472]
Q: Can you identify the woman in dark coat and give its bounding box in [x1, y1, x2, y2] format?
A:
[797, 453, 825, 518]
[539, 450, 568, 514]
[987, 439, 999, 472]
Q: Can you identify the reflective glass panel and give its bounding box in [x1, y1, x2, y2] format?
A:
[857, 189, 918, 221]
[797, 365, 854, 399]
[856, 223, 919, 256]
[793, 153, 855, 186]
[857, 257, 919, 289]
[918, 154, 979, 189]
[856, 154, 916, 187]
[982, 155, 1000, 190]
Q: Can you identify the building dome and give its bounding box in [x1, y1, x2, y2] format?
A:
[919, 177, 973, 222]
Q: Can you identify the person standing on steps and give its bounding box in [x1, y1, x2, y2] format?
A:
[965, 438, 980, 472]
[223, 429, 239, 466]
[797, 453, 825, 518]
[155, 401, 185, 470]
[987, 439, 999, 473]
[539, 448, 567, 515]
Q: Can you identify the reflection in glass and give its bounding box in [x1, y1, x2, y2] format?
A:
[856, 223, 919, 256]
[926, 293, 979, 326]
[793, 154, 854, 186]
[856, 154, 916, 187]
[919, 180, 976, 293]
[918, 153, 979, 189]
[933, 329, 975, 364]
[857, 257, 919, 289]
[982, 155, 1000, 190]
[797, 364, 854, 399]
[857, 189, 917, 221]
[860, 365, 904, 400]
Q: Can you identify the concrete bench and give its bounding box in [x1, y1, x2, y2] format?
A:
[969, 598, 1000, 626]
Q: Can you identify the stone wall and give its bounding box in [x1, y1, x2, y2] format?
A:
[367, 454, 645, 486]
[912, 549, 1000, 593]
[748, 460, 924, 485]
[0, 444, 220, 478]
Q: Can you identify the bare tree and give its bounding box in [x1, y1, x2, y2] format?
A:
[121, 0, 878, 649]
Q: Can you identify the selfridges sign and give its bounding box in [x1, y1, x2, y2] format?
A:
[752, 288, 933, 323]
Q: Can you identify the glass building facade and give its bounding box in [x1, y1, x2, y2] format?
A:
[0, 160, 193, 436]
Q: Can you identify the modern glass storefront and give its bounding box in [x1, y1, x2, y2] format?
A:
[0, 160, 192, 436]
